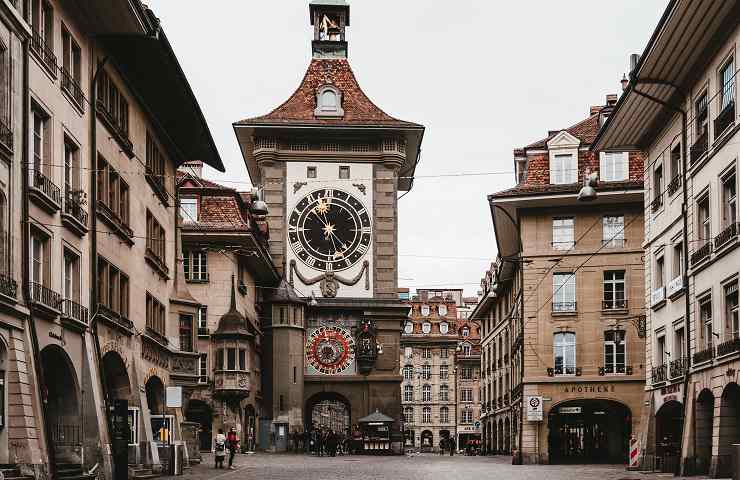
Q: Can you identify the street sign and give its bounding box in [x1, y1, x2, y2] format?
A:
[526, 396, 543, 422]
[166, 386, 182, 408]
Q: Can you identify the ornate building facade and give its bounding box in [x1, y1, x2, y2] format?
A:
[233, 0, 424, 452]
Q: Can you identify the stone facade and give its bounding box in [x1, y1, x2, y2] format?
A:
[595, 3, 740, 476]
[476, 98, 646, 464]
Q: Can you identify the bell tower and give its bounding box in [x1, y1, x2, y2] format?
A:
[310, 0, 350, 59]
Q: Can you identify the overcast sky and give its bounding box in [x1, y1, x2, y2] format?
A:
[147, 0, 667, 296]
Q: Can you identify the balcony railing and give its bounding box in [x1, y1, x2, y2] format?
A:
[717, 337, 740, 357]
[61, 298, 89, 325]
[599, 364, 633, 375]
[651, 194, 663, 213]
[690, 242, 713, 266]
[61, 68, 84, 111]
[669, 357, 689, 379]
[693, 346, 714, 364]
[690, 130, 708, 164]
[714, 223, 739, 250]
[714, 100, 735, 139]
[52, 424, 81, 446]
[0, 272, 17, 300]
[31, 30, 57, 77]
[32, 170, 62, 206]
[548, 366, 578, 376]
[97, 303, 134, 331]
[552, 301, 576, 313]
[667, 174, 682, 196]
[197, 327, 210, 336]
[28, 282, 61, 312]
[651, 364, 667, 383]
[64, 190, 88, 228]
[603, 298, 628, 310]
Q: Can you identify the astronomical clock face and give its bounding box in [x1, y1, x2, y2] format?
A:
[305, 325, 356, 375]
[289, 188, 372, 272]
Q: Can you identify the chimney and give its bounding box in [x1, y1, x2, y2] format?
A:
[605, 94, 618, 106]
[621, 73, 629, 92]
[629, 53, 640, 74]
[590, 106, 601, 115]
[179, 160, 203, 178]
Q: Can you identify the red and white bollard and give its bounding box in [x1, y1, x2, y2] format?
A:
[629, 435, 640, 469]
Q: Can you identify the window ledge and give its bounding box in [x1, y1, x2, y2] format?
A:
[145, 249, 170, 280]
[96, 102, 134, 159]
[97, 202, 134, 246]
[601, 308, 629, 316]
[145, 173, 171, 207]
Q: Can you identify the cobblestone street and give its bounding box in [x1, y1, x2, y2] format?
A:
[170, 454, 726, 480]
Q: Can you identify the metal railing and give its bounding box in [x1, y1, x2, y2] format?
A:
[690, 130, 708, 164]
[690, 242, 713, 266]
[714, 222, 739, 250]
[603, 298, 628, 310]
[652, 364, 667, 383]
[0, 117, 12, 151]
[61, 298, 88, 325]
[52, 424, 81, 446]
[717, 337, 740, 357]
[667, 174, 682, 196]
[0, 272, 17, 299]
[28, 282, 61, 311]
[552, 301, 576, 313]
[651, 194, 663, 213]
[669, 357, 689, 379]
[97, 200, 133, 238]
[714, 100, 735, 138]
[32, 169, 61, 206]
[693, 346, 714, 364]
[61, 68, 85, 111]
[64, 190, 88, 227]
[31, 30, 57, 76]
[599, 364, 632, 375]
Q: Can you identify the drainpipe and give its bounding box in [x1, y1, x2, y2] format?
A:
[629, 79, 692, 473]
[20, 34, 56, 480]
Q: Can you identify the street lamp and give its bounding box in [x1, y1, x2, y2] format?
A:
[577, 172, 599, 202]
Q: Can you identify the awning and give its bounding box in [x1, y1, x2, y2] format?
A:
[100, 26, 224, 172]
[593, 0, 739, 151]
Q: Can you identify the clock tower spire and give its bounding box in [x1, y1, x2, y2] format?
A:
[310, 0, 350, 59]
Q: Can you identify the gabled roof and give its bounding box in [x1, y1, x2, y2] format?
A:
[524, 112, 600, 150]
[236, 59, 422, 129]
[177, 172, 250, 232]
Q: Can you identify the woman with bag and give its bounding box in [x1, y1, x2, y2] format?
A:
[227, 427, 239, 469]
[214, 429, 226, 469]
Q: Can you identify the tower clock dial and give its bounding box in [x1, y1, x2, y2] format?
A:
[289, 188, 371, 272]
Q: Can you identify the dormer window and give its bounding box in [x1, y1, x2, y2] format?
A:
[516, 158, 528, 184]
[421, 305, 430, 317]
[315, 84, 344, 118]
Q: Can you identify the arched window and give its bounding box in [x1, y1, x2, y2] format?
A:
[462, 342, 472, 356]
[422, 322, 431, 334]
[403, 365, 413, 380]
[422, 407, 431, 423]
[440, 406, 449, 423]
[314, 85, 344, 118]
[404, 384, 414, 402]
[422, 384, 431, 402]
[440, 321, 449, 334]
[438, 304, 448, 317]
[462, 327, 470, 337]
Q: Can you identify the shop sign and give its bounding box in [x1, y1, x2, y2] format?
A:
[562, 384, 616, 394]
[660, 384, 680, 396]
[526, 396, 543, 421]
[166, 386, 182, 408]
[559, 407, 582, 414]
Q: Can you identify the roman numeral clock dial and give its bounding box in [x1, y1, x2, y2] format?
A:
[288, 188, 372, 272]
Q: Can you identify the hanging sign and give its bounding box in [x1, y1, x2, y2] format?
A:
[166, 386, 182, 408]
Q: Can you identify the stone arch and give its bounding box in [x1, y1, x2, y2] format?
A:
[305, 391, 351, 434]
[654, 399, 683, 473]
[185, 399, 213, 451]
[40, 345, 82, 455]
[420, 430, 433, 450]
[145, 375, 165, 415]
[102, 351, 131, 402]
[717, 383, 740, 477]
[504, 416, 510, 453]
[695, 389, 714, 474]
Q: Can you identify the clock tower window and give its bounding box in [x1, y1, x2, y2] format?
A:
[339, 165, 350, 179]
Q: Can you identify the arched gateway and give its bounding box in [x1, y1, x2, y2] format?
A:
[305, 392, 351, 435]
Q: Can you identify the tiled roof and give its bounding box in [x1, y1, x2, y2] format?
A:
[524, 112, 601, 150]
[185, 196, 248, 231]
[236, 59, 422, 128]
[490, 180, 643, 199]
[176, 171, 235, 191]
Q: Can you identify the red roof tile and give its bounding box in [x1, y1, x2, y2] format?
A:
[524, 112, 601, 150]
[236, 59, 422, 128]
[490, 180, 643, 199]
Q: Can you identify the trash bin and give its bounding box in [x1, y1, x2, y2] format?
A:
[732, 444, 740, 480]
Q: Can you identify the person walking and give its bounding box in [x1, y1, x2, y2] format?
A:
[439, 438, 446, 456]
[226, 427, 239, 469]
[214, 429, 226, 469]
[449, 437, 456, 456]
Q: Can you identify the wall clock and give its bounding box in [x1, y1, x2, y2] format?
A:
[289, 188, 371, 272]
[305, 325, 356, 375]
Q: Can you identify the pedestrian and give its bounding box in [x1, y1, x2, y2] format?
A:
[214, 429, 226, 469]
[439, 438, 446, 455]
[227, 427, 239, 469]
[449, 437, 456, 456]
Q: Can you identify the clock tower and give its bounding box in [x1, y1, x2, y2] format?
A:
[234, 0, 424, 450]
